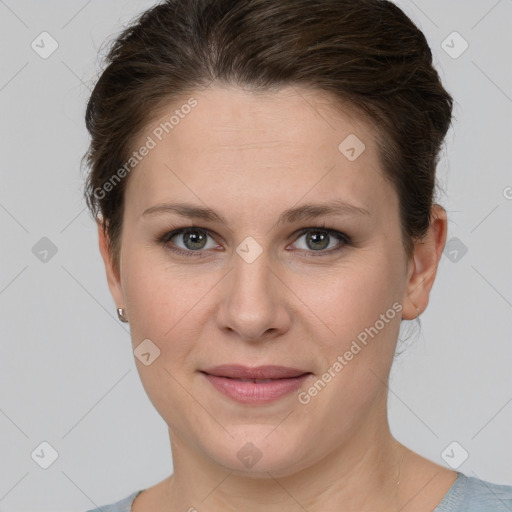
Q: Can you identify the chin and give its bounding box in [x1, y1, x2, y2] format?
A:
[201, 428, 312, 478]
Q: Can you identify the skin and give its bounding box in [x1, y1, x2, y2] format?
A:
[98, 85, 456, 511]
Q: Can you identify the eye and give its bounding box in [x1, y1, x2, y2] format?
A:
[157, 225, 351, 258]
[290, 227, 351, 256]
[159, 227, 219, 258]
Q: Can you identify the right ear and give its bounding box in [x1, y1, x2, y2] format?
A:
[97, 219, 125, 310]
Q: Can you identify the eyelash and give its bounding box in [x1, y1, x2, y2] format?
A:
[157, 223, 352, 259]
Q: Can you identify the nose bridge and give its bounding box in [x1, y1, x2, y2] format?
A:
[231, 242, 275, 310]
[218, 239, 287, 340]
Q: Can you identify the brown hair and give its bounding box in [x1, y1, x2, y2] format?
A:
[82, 0, 454, 271]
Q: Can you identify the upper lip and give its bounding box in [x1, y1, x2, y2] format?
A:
[201, 365, 310, 379]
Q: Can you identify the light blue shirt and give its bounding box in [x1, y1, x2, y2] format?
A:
[84, 472, 512, 511]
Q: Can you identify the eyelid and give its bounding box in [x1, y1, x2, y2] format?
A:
[294, 225, 350, 243]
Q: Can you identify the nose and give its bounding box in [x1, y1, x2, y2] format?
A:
[216, 249, 291, 342]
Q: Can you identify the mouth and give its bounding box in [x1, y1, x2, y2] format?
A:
[200, 365, 313, 404]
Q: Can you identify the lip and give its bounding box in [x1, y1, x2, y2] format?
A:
[202, 364, 309, 379]
[200, 365, 312, 404]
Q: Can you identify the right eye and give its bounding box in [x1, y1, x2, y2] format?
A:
[158, 227, 220, 258]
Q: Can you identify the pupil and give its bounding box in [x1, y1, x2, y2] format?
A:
[185, 230, 206, 250]
[308, 231, 329, 250]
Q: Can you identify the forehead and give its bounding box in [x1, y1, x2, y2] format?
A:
[124, 85, 393, 220]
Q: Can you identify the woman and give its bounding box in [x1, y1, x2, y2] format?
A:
[82, 0, 512, 510]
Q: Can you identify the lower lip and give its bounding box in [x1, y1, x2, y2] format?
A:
[202, 372, 311, 404]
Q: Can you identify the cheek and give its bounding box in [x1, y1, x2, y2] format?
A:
[298, 250, 404, 346]
[294, 260, 403, 441]
[120, 250, 209, 430]
[293, 249, 405, 420]
[121, 243, 212, 337]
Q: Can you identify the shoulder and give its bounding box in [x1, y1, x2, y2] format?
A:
[463, 475, 512, 510]
[435, 472, 512, 512]
[83, 490, 144, 512]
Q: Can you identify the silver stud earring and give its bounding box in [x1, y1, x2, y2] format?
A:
[117, 308, 129, 323]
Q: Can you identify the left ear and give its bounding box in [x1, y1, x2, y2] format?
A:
[401, 204, 448, 320]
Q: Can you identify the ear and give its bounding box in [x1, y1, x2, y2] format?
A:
[401, 204, 448, 320]
[97, 219, 125, 312]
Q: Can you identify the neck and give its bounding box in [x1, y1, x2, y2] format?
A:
[163, 414, 407, 512]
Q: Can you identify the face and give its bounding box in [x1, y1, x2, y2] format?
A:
[99, 85, 442, 477]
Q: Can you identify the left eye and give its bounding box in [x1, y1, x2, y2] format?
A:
[292, 228, 349, 254]
[158, 226, 351, 258]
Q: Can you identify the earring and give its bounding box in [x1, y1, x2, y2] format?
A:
[117, 308, 129, 323]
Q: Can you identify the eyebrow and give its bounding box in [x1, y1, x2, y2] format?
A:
[142, 200, 370, 225]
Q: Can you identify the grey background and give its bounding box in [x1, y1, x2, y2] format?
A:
[0, 1, 511, 510]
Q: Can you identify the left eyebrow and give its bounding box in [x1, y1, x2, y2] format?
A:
[276, 200, 371, 225]
[142, 199, 371, 225]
